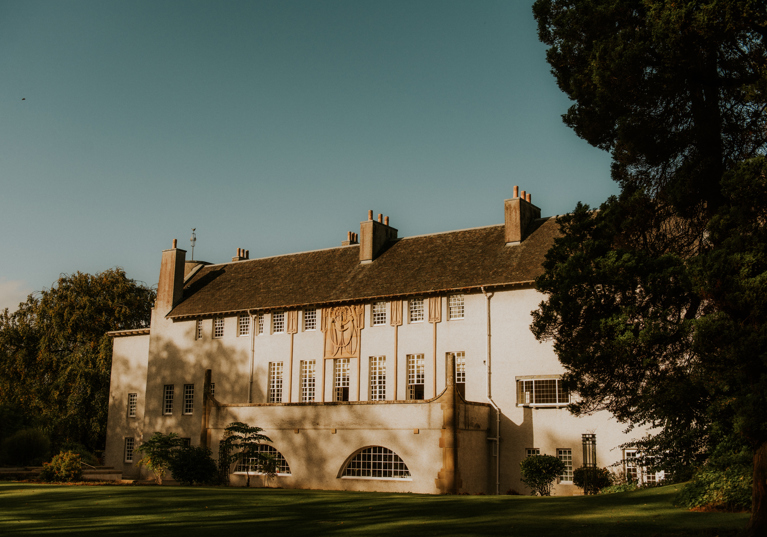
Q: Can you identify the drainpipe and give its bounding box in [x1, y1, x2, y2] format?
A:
[248, 311, 256, 403]
[482, 286, 501, 495]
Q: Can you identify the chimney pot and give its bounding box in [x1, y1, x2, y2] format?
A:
[520, 190, 526, 201]
[173, 239, 178, 249]
[384, 216, 389, 226]
[527, 193, 531, 203]
[368, 210, 373, 221]
[245, 250, 249, 259]
[513, 185, 519, 198]
[377, 213, 383, 223]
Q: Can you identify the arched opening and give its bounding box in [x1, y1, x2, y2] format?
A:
[339, 446, 411, 479]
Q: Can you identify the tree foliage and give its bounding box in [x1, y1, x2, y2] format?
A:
[520, 455, 566, 496]
[0, 269, 154, 453]
[136, 432, 184, 485]
[532, 1, 767, 533]
[219, 422, 272, 488]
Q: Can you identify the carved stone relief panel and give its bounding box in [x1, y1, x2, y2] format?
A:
[321, 305, 365, 359]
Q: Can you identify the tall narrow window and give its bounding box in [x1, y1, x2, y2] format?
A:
[163, 385, 174, 415]
[124, 438, 134, 463]
[448, 295, 465, 320]
[272, 312, 285, 333]
[582, 434, 597, 469]
[195, 319, 203, 340]
[303, 309, 317, 331]
[624, 449, 638, 483]
[127, 393, 137, 418]
[257, 314, 264, 335]
[210, 383, 215, 397]
[334, 358, 350, 402]
[183, 384, 194, 415]
[300, 360, 316, 402]
[369, 356, 386, 401]
[557, 448, 573, 482]
[407, 354, 425, 400]
[213, 317, 225, 338]
[268, 362, 283, 403]
[453, 352, 466, 398]
[238, 314, 251, 336]
[372, 302, 387, 326]
[408, 299, 424, 323]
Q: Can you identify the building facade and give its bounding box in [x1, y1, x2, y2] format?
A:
[105, 188, 633, 494]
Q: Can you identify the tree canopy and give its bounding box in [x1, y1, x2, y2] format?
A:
[0, 269, 155, 454]
[532, 1, 767, 533]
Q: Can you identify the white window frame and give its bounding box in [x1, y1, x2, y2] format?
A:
[127, 393, 137, 418]
[195, 319, 203, 340]
[557, 448, 573, 483]
[234, 444, 292, 476]
[624, 449, 664, 484]
[272, 312, 285, 334]
[369, 356, 386, 401]
[448, 294, 465, 320]
[406, 354, 425, 400]
[408, 299, 424, 323]
[213, 317, 225, 339]
[268, 362, 283, 403]
[516, 377, 570, 407]
[341, 446, 411, 480]
[300, 360, 316, 402]
[124, 437, 134, 463]
[257, 314, 264, 335]
[183, 384, 194, 415]
[163, 384, 174, 415]
[371, 302, 387, 326]
[303, 309, 317, 331]
[334, 358, 350, 402]
[238, 314, 251, 336]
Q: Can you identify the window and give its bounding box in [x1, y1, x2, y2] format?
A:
[341, 446, 411, 479]
[516, 378, 569, 406]
[238, 314, 250, 336]
[334, 358, 350, 402]
[623, 449, 664, 484]
[195, 319, 203, 340]
[448, 295, 464, 320]
[183, 384, 194, 415]
[163, 385, 174, 415]
[583, 433, 597, 468]
[234, 445, 291, 475]
[557, 448, 573, 482]
[303, 309, 317, 331]
[127, 393, 137, 418]
[372, 302, 387, 326]
[124, 438, 134, 463]
[210, 383, 215, 397]
[452, 352, 466, 398]
[268, 362, 283, 403]
[407, 354, 425, 400]
[526, 448, 540, 457]
[369, 356, 386, 401]
[272, 312, 285, 333]
[213, 317, 225, 339]
[257, 314, 264, 335]
[181, 437, 191, 448]
[300, 360, 316, 402]
[408, 299, 424, 323]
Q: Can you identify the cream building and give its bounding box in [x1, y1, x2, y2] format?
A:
[105, 188, 632, 494]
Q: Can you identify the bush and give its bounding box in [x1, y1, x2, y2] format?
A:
[0, 428, 51, 466]
[39, 451, 83, 482]
[520, 455, 565, 496]
[136, 432, 184, 484]
[599, 482, 639, 494]
[573, 467, 612, 495]
[169, 446, 218, 486]
[674, 462, 752, 511]
[59, 442, 99, 467]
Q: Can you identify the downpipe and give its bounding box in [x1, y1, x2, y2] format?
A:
[482, 286, 501, 495]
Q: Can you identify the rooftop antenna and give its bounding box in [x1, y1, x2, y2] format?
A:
[190, 228, 196, 260]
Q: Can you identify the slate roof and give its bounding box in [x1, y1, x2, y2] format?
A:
[167, 217, 559, 318]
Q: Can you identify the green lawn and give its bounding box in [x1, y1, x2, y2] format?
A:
[0, 482, 749, 536]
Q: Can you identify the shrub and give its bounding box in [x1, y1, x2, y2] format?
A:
[674, 462, 752, 511]
[136, 432, 184, 484]
[0, 428, 51, 466]
[520, 455, 565, 496]
[169, 446, 218, 486]
[39, 451, 83, 482]
[573, 466, 612, 495]
[599, 482, 639, 494]
[59, 442, 99, 467]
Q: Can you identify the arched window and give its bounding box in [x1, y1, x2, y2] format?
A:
[234, 445, 291, 475]
[341, 446, 411, 479]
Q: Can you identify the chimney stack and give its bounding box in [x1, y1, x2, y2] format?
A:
[359, 210, 398, 263]
[156, 239, 186, 315]
[232, 248, 249, 262]
[342, 231, 359, 246]
[504, 186, 541, 245]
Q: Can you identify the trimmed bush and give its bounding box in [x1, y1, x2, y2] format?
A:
[573, 466, 612, 495]
[169, 446, 218, 486]
[520, 455, 565, 496]
[0, 428, 51, 466]
[39, 451, 83, 482]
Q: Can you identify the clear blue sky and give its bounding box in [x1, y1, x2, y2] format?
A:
[0, 0, 617, 311]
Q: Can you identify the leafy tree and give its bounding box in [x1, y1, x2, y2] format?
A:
[0, 269, 154, 453]
[136, 432, 184, 484]
[169, 446, 218, 486]
[219, 422, 271, 488]
[520, 455, 566, 496]
[573, 467, 613, 495]
[532, 1, 767, 533]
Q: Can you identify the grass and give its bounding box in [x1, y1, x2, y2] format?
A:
[0, 482, 749, 537]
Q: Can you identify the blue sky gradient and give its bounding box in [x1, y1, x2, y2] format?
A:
[1, 0, 617, 310]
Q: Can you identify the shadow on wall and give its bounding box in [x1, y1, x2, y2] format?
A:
[500, 406, 534, 494]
